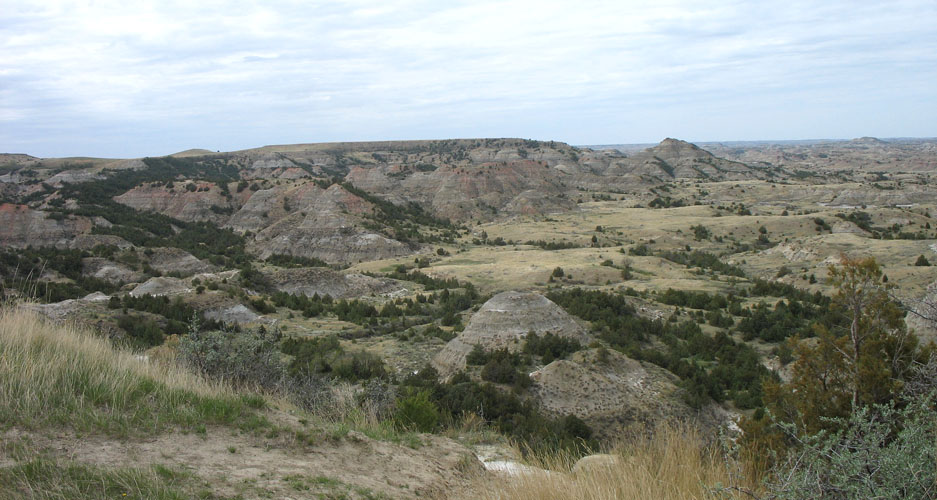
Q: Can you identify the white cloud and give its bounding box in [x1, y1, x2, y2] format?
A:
[1, 0, 935, 156]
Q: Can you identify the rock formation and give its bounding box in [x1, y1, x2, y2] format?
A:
[432, 291, 587, 377]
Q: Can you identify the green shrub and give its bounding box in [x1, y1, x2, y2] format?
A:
[766, 400, 936, 499]
[466, 344, 489, 365]
[281, 335, 386, 382]
[117, 315, 165, 348]
[481, 357, 518, 384]
[178, 326, 283, 390]
[524, 332, 582, 361]
[394, 389, 439, 432]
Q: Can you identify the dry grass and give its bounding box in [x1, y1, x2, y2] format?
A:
[468, 422, 760, 500]
[0, 306, 261, 435]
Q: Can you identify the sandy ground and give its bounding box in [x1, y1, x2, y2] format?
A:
[2, 418, 485, 500]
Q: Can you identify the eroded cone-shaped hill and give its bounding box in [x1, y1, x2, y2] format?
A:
[432, 291, 587, 377]
[530, 348, 728, 439]
[600, 138, 762, 184]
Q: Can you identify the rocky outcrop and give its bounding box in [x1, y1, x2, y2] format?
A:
[130, 277, 191, 297]
[530, 348, 730, 439]
[145, 247, 216, 276]
[114, 181, 233, 224]
[69, 234, 134, 251]
[244, 210, 415, 264]
[826, 186, 937, 208]
[265, 267, 403, 299]
[81, 257, 144, 284]
[46, 170, 105, 187]
[432, 291, 587, 377]
[203, 304, 262, 324]
[0, 204, 92, 248]
[599, 138, 763, 184]
[345, 159, 575, 222]
[226, 182, 374, 232]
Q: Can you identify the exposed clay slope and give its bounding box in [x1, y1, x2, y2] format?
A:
[528, 348, 719, 439]
[265, 267, 404, 299]
[0, 204, 91, 248]
[345, 159, 575, 221]
[145, 247, 216, 276]
[224, 182, 412, 263]
[81, 257, 144, 284]
[130, 277, 191, 297]
[600, 138, 763, 184]
[432, 291, 587, 377]
[1, 424, 483, 500]
[246, 211, 415, 263]
[114, 181, 234, 224]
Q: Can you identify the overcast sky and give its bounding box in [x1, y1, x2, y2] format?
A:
[2, 0, 935, 158]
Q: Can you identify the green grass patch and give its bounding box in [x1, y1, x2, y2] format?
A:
[0, 458, 191, 500]
[0, 308, 267, 436]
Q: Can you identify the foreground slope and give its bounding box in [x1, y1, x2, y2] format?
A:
[0, 307, 481, 499]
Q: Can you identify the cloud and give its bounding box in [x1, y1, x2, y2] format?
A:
[1, 0, 935, 156]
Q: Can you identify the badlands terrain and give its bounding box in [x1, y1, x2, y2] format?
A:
[1, 136, 936, 498]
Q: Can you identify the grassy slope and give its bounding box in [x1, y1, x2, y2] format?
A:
[0, 307, 263, 436]
[0, 307, 269, 498]
[0, 307, 485, 500]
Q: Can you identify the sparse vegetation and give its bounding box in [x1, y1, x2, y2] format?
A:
[0, 308, 261, 435]
[5, 138, 937, 499]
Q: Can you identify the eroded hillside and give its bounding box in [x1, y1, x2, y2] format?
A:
[2, 137, 937, 498]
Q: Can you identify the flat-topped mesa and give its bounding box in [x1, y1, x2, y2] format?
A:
[237, 138, 575, 155]
[432, 291, 588, 378]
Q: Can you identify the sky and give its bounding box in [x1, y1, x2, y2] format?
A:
[1, 0, 935, 158]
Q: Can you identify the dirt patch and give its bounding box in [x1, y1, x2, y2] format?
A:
[2, 419, 484, 500]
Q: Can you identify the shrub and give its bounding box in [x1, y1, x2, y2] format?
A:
[116, 315, 166, 348]
[281, 335, 386, 383]
[466, 344, 489, 365]
[524, 332, 582, 361]
[178, 326, 283, 390]
[394, 389, 439, 432]
[482, 357, 519, 384]
[915, 254, 931, 266]
[766, 399, 936, 499]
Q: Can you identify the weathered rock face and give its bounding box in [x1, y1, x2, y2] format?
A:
[130, 277, 191, 297]
[81, 257, 144, 284]
[826, 186, 937, 208]
[46, 170, 105, 187]
[246, 211, 416, 263]
[203, 304, 262, 324]
[145, 247, 216, 276]
[265, 267, 403, 299]
[226, 182, 405, 263]
[593, 138, 764, 187]
[114, 181, 233, 224]
[530, 348, 730, 439]
[530, 349, 683, 434]
[0, 204, 92, 248]
[345, 159, 575, 222]
[432, 291, 587, 377]
[69, 234, 134, 251]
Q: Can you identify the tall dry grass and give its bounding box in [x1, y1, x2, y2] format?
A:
[470, 422, 760, 500]
[0, 306, 261, 434]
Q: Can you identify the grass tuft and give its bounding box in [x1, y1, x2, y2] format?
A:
[0, 307, 262, 435]
[470, 422, 759, 500]
[0, 458, 189, 500]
